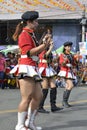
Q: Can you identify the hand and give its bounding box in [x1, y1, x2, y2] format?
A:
[42, 34, 51, 42]
[43, 34, 52, 47]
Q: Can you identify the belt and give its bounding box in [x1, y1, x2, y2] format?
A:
[21, 55, 27, 58]
[66, 63, 72, 68]
[21, 55, 39, 62]
[39, 59, 47, 63]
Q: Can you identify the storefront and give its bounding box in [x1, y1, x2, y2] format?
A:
[0, 19, 81, 52]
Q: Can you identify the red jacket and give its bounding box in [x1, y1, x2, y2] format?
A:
[38, 50, 48, 68]
[59, 53, 77, 72]
[18, 28, 37, 66]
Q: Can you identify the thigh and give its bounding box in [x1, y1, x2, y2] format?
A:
[49, 77, 56, 88]
[41, 78, 49, 89]
[19, 78, 35, 99]
[66, 79, 73, 89]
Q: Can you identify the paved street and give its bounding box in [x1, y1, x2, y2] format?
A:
[0, 85, 87, 130]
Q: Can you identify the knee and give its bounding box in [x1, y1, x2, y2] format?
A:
[35, 91, 43, 102]
[22, 94, 32, 105]
[38, 91, 43, 101]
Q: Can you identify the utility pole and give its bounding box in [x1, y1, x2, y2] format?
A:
[80, 4, 86, 42]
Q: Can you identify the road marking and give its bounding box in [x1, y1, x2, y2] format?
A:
[0, 99, 87, 114]
[80, 87, 87, 90]
[0, 109, 17, 114]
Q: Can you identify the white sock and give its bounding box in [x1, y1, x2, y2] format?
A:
[17, 112, 27, 127]
[25, 107, 32, 127]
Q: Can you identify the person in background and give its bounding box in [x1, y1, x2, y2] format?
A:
[10, 53, 18, 66]
[38, 29, 62, 113]
[10, 11, 51, 130]
[6, 52, 12, 59]
[0, 52, 6, 89]
[58, 41, 79, 108]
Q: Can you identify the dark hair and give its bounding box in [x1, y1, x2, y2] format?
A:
[12, 22, 26, 41]
[63, 47, 66, 53]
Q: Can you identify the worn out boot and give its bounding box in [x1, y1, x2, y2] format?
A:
[38, 89, 49, 113]
[25, 109, 42, 130]
[50, 88, 62, 112]
[62, 90, 72, 108]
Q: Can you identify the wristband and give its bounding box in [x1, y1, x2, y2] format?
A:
[27, 50, 30, 57]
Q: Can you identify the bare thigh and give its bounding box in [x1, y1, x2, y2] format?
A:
[19, 78, 35, 100]
[66, 79, 73, 90]
[41, 78, 49, 89]
[49, 77, 56, 88]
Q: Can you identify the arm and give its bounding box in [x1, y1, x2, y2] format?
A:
[29, 43, 46, 56]
[28, 34, 52, 56]
[45, 44, 53, 58]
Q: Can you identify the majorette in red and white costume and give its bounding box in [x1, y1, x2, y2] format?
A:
[58, 53, 77, 79]
[38, 50, 57, 77]
[10, 28, 41, 80]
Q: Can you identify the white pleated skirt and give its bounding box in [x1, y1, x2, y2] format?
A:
[39, 66, 57, 77]
[58, 70, 75, 79]
[10, 64, 42, 79]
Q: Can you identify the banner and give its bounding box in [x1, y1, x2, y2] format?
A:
[79, 42, 87, 55]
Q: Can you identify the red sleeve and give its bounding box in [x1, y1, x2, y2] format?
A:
[18, 31, 35, 54]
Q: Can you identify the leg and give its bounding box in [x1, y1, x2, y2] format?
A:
[25, 81, 43, 130]
[38, 78, 49, 113]
[62, 79, 73, 108]
[49, 77, 62, 112]
[16, 78, 35, 130]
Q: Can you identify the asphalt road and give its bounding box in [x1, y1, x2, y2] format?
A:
[0, 85, 87, 130]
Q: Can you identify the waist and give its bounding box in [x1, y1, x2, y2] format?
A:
[39, 59, 47, 63]
[21, 55, 27, 58]
[66, 63, 72, 68]
[21, 55, 39, 62]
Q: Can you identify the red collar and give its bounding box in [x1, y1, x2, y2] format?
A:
[23, 28, 34, 33]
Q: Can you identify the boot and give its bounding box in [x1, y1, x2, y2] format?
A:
[62, 90, 72, 108]
[25, 109, 42, 130]
[50, 88, 62, 112]
[15, 111, 30, 130]
[38, 89, 49, 113]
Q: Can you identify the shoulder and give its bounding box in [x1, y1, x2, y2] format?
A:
[59, 53, 64, 57]
[20, 30, 31, 38]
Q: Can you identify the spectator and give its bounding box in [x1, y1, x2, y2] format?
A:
[0, 52, 6, 89]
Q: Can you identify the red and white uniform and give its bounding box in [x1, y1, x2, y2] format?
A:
[10, 28, 41, 79]
[58, 53, 77, 79]
[38, 50, 57, 77]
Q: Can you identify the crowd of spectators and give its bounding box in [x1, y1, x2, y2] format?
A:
[0, 50, 87, 90]
[0, 51, 20, 89]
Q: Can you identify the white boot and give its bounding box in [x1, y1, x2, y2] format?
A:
[25, 109, 42, 130]
[15, 112, 30, 130]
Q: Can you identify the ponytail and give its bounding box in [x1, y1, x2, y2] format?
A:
[12, 21, 26, 41]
